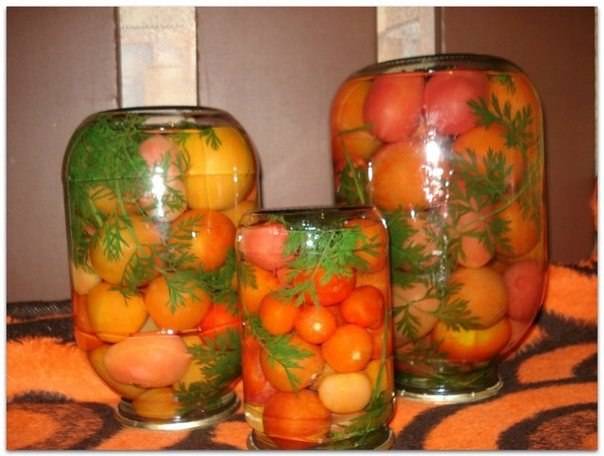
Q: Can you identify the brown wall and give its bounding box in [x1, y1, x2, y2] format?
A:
[196, 7, 376, 209]
[440, 6, 596, 263]
[7, 7, 118, 302]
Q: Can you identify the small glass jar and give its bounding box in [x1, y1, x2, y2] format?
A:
[330, 54, 547, 403]
[236, 206, 395, 449]
[63, 107, 260, 429]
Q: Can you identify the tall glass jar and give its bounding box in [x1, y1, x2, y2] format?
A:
[330, 54, 547, 403]
[236, 206, 395, 449]
[63, 107, 260, 429]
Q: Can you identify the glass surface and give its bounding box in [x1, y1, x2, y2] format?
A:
[330, 54, 547, 402]
[63, 106, 259, 429]
[236, 206, 395, 449]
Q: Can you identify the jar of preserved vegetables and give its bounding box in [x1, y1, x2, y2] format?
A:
[63, 107, 260, 429]
[236, 206, 395, 449]
[330, 54, 547, 403]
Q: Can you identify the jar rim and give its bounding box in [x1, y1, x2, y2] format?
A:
[245, 205, 375, 217]
[354, 53, 523, 76]
[92, 105, 234, 120]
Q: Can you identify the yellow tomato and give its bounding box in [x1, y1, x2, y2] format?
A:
[87, 282, 148, 342]
[184, 127, 256, 211]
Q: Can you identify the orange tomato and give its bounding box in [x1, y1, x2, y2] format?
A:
[74, 327, 104, 352]
[86, 282, 148, 343]
[344, 218, 388, 273]
[170, 209, 236, 271]
[260, 335, 323, 392]
[432, 318, 512, 363]
[365, 358, 395, 394]
[263, 390, 331, 449]
[355, 267, 390, 298]
[238, 222, 292, 272]
[370, 141, 431, 211]
[330, 77, 381, 163]
[340, 285, 384, 329]
[89, 215, 162, 286]
[199, 302, 241, 333]
[221, 199, 257, 226]
[70, 261, 101, 295]
[239, 263, 280, 314]
[144, 275, 212, 330]
[453, 124, 524, 188]
[295, 267, 356, 306]
[294, 304, 337, 345]
[424, 70, 488, 136]
[495, 201, 539, 258]
[242, 335, 277, 405]
[454, 206, 494, 269]
[488, 72, 541, 140]
[449, 267, 508, 328]
[321, 324, 373, 373]
[368, 325, 393, 360]
[72, 290, 94, 333]
[364, 73, 424, 143]
[132, 387, 181, 420]
[259, 293, 299, 336]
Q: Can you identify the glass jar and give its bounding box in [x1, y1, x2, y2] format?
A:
[63, 107, 260, 429]
[236, 206, 395, 449]
[330, 54, 547, 403]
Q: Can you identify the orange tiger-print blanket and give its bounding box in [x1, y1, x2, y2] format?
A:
[6, 261, 596, 450]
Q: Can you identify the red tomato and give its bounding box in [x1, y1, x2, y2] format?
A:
[363, 73, 424, 143]
[239, 222, 291, 271]
[424, 70, 488, 136]
[199, 302, 241, 333]
[295, 267, 356, 306]
[503, 260, 545, 321]
[263, 390, 331, 449]
[242, 335, 277, 405]
[340, 285, 385, 329]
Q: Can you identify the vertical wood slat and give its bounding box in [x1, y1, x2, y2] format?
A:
[377, 7, 436, 62]
[118, 7, 197, 107]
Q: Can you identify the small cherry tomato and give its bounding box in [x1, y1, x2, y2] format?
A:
[340, 285, 385, 329]
[259, 293, 299, 336]
[321, 324, 373, 373]
[294, 304, 338, 344]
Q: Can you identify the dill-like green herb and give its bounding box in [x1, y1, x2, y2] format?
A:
[336, 152, 369, 205]
[175, 327, 241, 415]
[275, 224, 370, 306]
[246, 315, 312, 390]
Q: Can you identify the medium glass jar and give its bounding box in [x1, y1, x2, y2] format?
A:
[236, 206, 395, 449]
[330, 54, 547, 402]
[63, 107, 259, 429]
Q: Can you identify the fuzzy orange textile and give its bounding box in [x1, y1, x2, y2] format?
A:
[6, 261, 596, 450]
